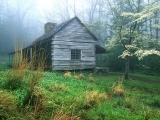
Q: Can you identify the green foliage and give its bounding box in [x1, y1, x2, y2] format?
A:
[151, 97, 160, 108]
[136, 55, 160, 75]
[1, 70, 25, 90]
[2, 77, 24, 90]
[106, 0, 160, 76]
[106, 46, 125, 72]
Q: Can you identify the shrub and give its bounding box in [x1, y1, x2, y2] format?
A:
[143, 106, 151, 120]
[88, 73, 95, 83]
[0, 90, 18, 119]
[22, 71, 44, 107]
[22, 85, 46, 119]
[50, 105, 79, 120]
[78, 73, 84, 79]
[32, 86, 46, 110]
[23, 85, 46, 113]
[29, 71, 43, 92]
[110, 79, 125, 97]
[2, 70, 26, 90]
[64, 72, 72, 77]
[74, 73, 84, 79]
[83, 90, 108, 109]
[125, 97, 135, 109]
[151, 97, 160, 107]
[4, 78, 23, 90]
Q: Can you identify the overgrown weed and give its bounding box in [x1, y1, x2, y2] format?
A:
[2, 41, 47, 119]
[143, 105, 151, 120]
[0, 90, 18, 119]
[110, 76, 125, 97]
[3, 42, 29, 90]
[49, 84, 68, 92]
[64, 71, 72, 77]
[74, 72, 84, 79]
[52, 112, 79, 120]
[51, 104, 79, 120]
[30, 86, 46, 119]
[83, 90, 108, 109]
[125, 97, 136, 109]
[22, 46, 46, 107]
[88, 73, 95, 83]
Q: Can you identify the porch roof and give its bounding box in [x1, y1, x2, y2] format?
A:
[96, 45, 107, 54]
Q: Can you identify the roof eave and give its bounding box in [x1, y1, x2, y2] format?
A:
[96, 45, 107, 54]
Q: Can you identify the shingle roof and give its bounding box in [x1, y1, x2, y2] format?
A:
[32, 16, 99, 45]
[32, 17, 75, 44]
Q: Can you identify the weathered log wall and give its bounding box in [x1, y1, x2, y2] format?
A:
[52, 18, 96, 70]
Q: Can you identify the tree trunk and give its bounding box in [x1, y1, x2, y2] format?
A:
[155, 11, 159, 40]
[124, 55, 129, 79]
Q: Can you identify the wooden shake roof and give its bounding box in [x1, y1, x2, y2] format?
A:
[32, 16, 98, 44]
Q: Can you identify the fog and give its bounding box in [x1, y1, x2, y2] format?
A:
[0, 0, 110, 55]
[0, 0, 159, 56]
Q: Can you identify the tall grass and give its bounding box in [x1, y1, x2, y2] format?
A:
[21, 45, 46, 108]
[0, 89, 18, 119]
[51, 105, 80, 120]
[3, 42, 47, 114]
[3, 42, 28, 90]
[11, 42, 47, 119]
[110, 76, 125, 97]
[83, 90, 108, 109]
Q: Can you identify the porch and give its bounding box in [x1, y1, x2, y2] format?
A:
[95, 45, 109, 73]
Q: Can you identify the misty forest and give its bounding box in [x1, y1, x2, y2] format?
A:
[0, 0, 160, 119]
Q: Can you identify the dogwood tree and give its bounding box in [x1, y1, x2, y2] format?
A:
[106, 0, 160, 79]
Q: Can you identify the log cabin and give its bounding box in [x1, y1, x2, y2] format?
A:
[9, 16, 107, 70]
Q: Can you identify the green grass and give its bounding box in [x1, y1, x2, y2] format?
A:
[130, 73, 160, 82]
[0, 71, 160, 119]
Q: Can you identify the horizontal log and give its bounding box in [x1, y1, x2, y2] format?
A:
[54, 34, 95, 40]
[53, 45, 94, 50]
[53, 39, 94, 43]
[53, 60, 95, 66]
[52, 65, 95, 70]
[52, 41, 95, 46]
[82, 57, 95, 61]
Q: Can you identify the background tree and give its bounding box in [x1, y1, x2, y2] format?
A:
[106, 0, 160, 79]
[0, 0, 42, 55]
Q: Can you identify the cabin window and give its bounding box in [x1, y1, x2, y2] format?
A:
[71, 49, 81, 60]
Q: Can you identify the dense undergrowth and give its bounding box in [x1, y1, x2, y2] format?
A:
[0, 70, 160, 120]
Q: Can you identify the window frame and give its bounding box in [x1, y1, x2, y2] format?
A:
[71, 49, 81, 60]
